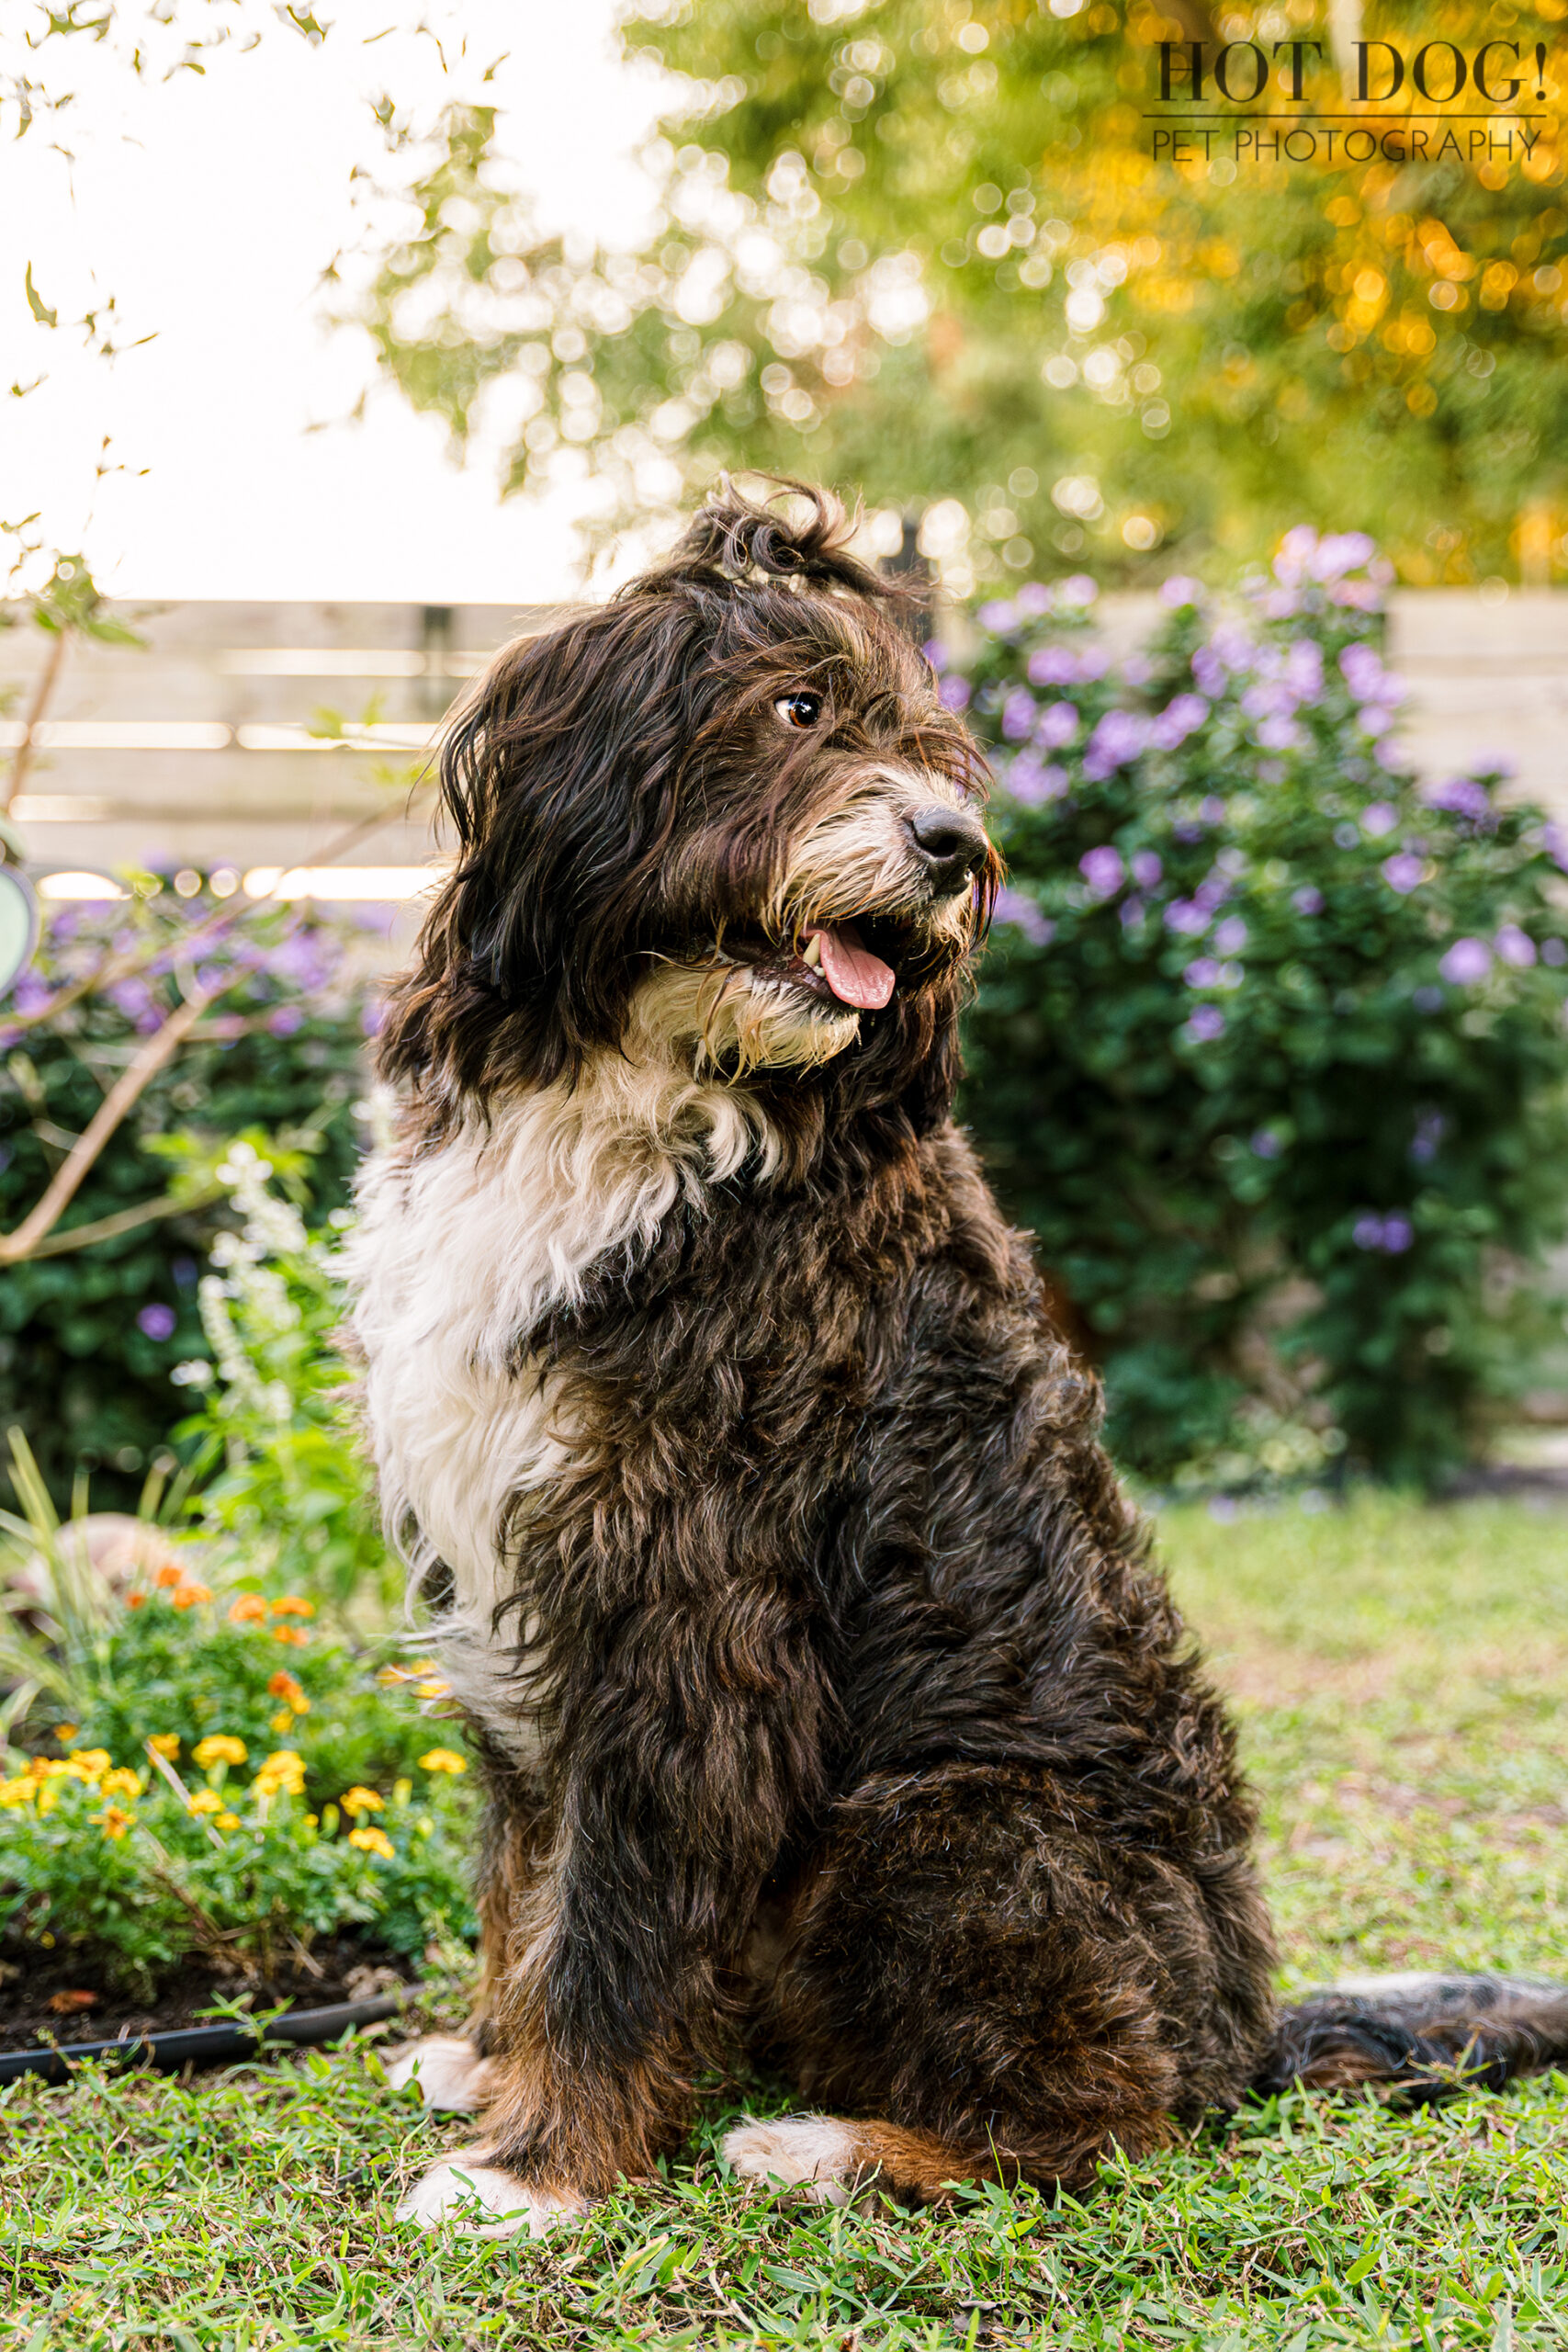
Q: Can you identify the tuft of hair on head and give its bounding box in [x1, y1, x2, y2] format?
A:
[624, 477, 913, 611]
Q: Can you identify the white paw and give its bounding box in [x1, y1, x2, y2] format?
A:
[395, 2154, 586, 2237]
[384, 2034, 493, 2113]
[722, 2113, 858, 2207]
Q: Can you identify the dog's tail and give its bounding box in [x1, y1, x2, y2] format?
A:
[1253, 1972, 1568, 2105]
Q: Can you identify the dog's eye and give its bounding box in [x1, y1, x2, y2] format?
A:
[775, 691, 823, 731]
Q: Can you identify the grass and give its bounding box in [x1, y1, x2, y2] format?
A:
[4, 1492, 1567, 2351]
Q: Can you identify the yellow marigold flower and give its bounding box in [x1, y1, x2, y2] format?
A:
[192, 1735, 248, 1770]
[272, 1625, 310, 1647]
[65, 1749, 112, 1783]
[416, 1678, 452, 1702]
[347, 1825, 394, 1860]
[97, 1805, 134, 1840]
[99, 1768, 141, 1802]
[215, 1811, 241, 1832]
[254, 1749, 306, 1800]
[52, 1724, 79, 1744]
[147, 1734, 181, 1759]
[376, 1657, 438, 1687]
[171, 1582, 211, 1611]
[187, 1790, 223, 1816]
[37, 1783, 60, 1815]
[228, 1594, 269, 1626]
[0, 1777, 37, 1808]
[417, 1747, 468, 1777]
[270, 1710, 294, 1735]
[338, 1785, 384, 1817]
[270, 1595, 315, 1618]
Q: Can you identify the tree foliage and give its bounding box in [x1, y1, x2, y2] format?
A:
[357, 0, 1568, 585]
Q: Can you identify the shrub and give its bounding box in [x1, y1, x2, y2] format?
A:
[957, 532, 1568, 1487]
[0, 880, 379, 1510]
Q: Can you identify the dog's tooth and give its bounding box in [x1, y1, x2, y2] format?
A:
[801, 935, 822, 968]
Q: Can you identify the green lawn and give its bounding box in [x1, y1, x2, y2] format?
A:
[4, 1496, 1566, 2350]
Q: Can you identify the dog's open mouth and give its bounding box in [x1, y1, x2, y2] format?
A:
[750, 918, 908, 1012]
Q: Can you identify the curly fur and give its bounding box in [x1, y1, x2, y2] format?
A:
[348, 481, 1568, 2229]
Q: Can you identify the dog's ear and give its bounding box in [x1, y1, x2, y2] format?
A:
[380, 593, 717, 1101]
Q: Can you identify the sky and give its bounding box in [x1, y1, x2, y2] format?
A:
[0, 0, 669, 603]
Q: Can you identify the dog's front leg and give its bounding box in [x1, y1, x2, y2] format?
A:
[399, 1604, 825, 2233]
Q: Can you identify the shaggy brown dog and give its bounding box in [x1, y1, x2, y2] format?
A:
[346, 484, 1568, 2234]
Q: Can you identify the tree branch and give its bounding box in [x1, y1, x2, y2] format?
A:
[17, 1182, 224, 1261]
[0, 988, 217, 1262]
[2, 626, 70, 818]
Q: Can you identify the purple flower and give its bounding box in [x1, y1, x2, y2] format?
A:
[1082, 710, 1151, 781]
[1241, 681, 1293, 721]
[1119, 897, 1145, 928]
[1006, 757, 1069, 806]
[1079, 845, 1126, 897]
[1200, 796, 1226, 823]
[938, 674, 971, 712]
[1057, 573, 1098, 608]
[1150, 692, 1208, 750]
[1184, 956, 1223, 987]
[361, 999, 387, 1036]
[1160, 574, 1202, 606]
[977, 600, 1018, 634]
[1546, 939, 1568, 967]
[1166, 899, 1211, 936]
[1185, 1004, 1226, 1042]
[1545, 822, 1568, 872]
[1210, 622, 1254, 670]
[1284, 640, 1323, 699]
[1027, 645, 1079, 688]
[1496, 924, 1537, 967]
[1251, 1129, 1281, 1159]
[12, 972, 52, 1016]
[1352, 1215, 1385, 1250]
[1194, 873, 1232, 913]
[1037, 700, 1079, 749]
[1001, 689, 1038, 741]
[1411, 1112, 1446, 1164]
[1338, 642, 1404, 706]
[1355, 1212, 1415, 1253]
[922, 639, 949, 674]
[1423, 776, 1493, 823]
[1122, 652, 1154, 688]
[1292, 886, 1325, 915]
[1361, 802, 1398, 839]
[137, 1304, 176, 1341]
[1439, 937, 1493, 986]
[1213, 916, 1248, 956]
[1130, 849, 1163, 889]
[1382, 854, 1425, 894]
[1190, 649, 1226, 700]
[993, 887, 1055, 946]
[1257, 715, 1302, 752]
[1314, 530, 1376, 582]
[268, 1005, 306, 1037]
[1014, 582, 1053, 617]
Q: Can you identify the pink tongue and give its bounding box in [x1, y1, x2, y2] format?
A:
[809, 923, 895, 1011]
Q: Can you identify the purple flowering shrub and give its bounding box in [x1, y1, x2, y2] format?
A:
[0, 878, 379, 1509]
[959, 531, 1568, 1487]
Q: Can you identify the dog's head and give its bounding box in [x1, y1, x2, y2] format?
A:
[381, 482, 998, 1144]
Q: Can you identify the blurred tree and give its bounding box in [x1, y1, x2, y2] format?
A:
[356, 0, 1568, 584]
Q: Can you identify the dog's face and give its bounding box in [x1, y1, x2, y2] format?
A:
[381, 486, 998, 1136]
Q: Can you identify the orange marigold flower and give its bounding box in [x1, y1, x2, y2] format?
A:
[417, 1747, 468, 1777]
[272, 1625, 310, 1647]
[96, 1805, 135, 1840]
[126, 1592, 147, 1611]
[228, 1594, 269, 1626]
[52, 1724, 79, 1745]
[347, 1825, 394, 1860]
[192, 1735, 248, 1770]
[266, 1671, 308, 1711]
[338, 1785, 384, 1818]
[171, 1582, 211, 1611]
[147, 1734, 181, 1759]
[270, 1596, 315, 1619]
[154, 1564, 183, 1589]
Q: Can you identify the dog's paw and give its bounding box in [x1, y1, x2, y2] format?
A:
[383, 2034, 493, 2113]
[721, 2113, 859, 2207]
[395, 2153, 587, 2237]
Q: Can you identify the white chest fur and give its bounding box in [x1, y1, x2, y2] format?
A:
[343, 1057, 774, 1757]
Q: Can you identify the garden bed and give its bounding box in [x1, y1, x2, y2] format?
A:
[0, 1928, 420, 2054]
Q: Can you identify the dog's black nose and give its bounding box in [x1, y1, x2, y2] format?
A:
[907, 805, 990, 888]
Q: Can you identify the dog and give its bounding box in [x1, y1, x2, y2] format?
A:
[345, 483, 1568, 2235]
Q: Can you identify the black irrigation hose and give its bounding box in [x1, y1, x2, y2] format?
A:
[0, 1990, 409, 2085]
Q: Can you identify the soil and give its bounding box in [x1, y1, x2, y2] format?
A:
[0, 1931, 422, 2052]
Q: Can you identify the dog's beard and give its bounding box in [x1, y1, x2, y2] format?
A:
[628, 960, 863, 1080]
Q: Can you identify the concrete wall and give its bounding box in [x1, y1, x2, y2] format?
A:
[2, 589, 1563, 886]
